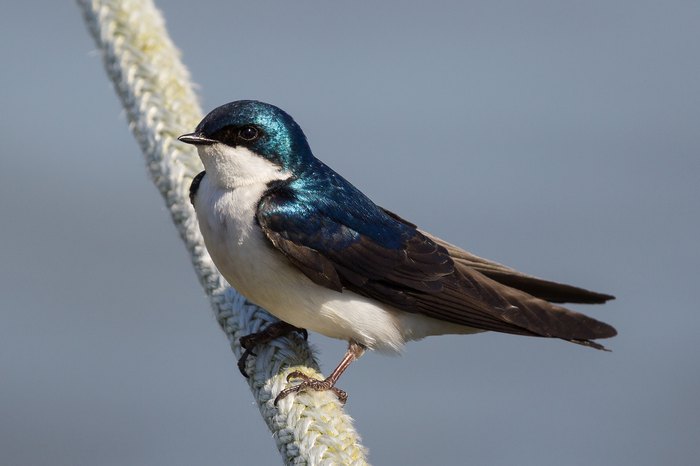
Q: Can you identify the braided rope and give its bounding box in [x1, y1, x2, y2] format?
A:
[77, 1, 368, 463]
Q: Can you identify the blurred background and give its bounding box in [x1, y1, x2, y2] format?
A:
[2, 1, 698, 465]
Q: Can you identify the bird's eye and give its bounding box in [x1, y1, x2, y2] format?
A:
[238, 126, 259, 141]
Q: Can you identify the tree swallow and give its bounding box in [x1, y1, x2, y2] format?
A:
[179, 100, 616, 404]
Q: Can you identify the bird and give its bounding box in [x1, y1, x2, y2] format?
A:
[178, 100, 616, 405]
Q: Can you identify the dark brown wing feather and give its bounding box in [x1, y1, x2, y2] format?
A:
[264, 229, 344, 292]
[382, 208, 615, 304]
[258, 190, 617, 349]
[345, 237, 617, 349]
[422, 231, 615, 304]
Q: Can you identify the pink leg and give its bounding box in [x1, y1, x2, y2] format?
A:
[274, 340, 366, 405]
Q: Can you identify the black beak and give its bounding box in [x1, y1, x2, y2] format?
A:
[178, 132, 217, 145]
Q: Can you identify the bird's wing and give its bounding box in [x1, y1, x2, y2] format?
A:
[257, 184, 616, 347]
[380, 208, 614, 304]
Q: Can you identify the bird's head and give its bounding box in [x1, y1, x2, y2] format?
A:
[179, 100, 313, 189]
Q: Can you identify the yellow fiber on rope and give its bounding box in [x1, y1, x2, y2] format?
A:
[77, 1, 368, 463]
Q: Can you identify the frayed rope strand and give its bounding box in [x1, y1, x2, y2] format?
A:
[76, 0, 368, 464]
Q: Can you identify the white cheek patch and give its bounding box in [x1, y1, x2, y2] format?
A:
[198, 144, 291, 188]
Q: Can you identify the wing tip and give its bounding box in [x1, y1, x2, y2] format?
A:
[568, 321, 617, 351]
[589, 291, 616, 304]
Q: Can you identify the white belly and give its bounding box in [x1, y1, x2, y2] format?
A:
[194, 176, 475, 352]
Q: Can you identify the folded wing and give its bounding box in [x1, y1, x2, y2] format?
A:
[257, 183, 616, 349]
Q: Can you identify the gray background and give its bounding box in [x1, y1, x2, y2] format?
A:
[2, 1, 698, 465]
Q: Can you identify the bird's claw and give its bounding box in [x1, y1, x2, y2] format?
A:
[274, 371, 348, 405]
[236, 322, 308, 378]
[237, 348, 257, 378]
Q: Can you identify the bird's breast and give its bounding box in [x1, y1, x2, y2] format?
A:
[195, 178, 280, 298]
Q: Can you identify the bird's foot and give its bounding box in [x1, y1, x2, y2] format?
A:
[238, 322, 308, 378]
[274, 371, 348, 405]
[274, 340, 364, 406]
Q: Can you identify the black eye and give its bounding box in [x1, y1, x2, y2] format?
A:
[238, 126, 259, 141]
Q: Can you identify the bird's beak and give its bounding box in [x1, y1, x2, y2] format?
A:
[178, 132, 217, 146]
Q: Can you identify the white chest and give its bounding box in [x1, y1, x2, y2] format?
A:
[194, 176, 285, 300]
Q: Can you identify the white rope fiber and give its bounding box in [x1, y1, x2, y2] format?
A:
[77, 1, 368, 464]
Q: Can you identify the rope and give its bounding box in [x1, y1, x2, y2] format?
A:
[77, 1, 369, 464]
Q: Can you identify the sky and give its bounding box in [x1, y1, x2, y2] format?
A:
[1, 1, 699, 465]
